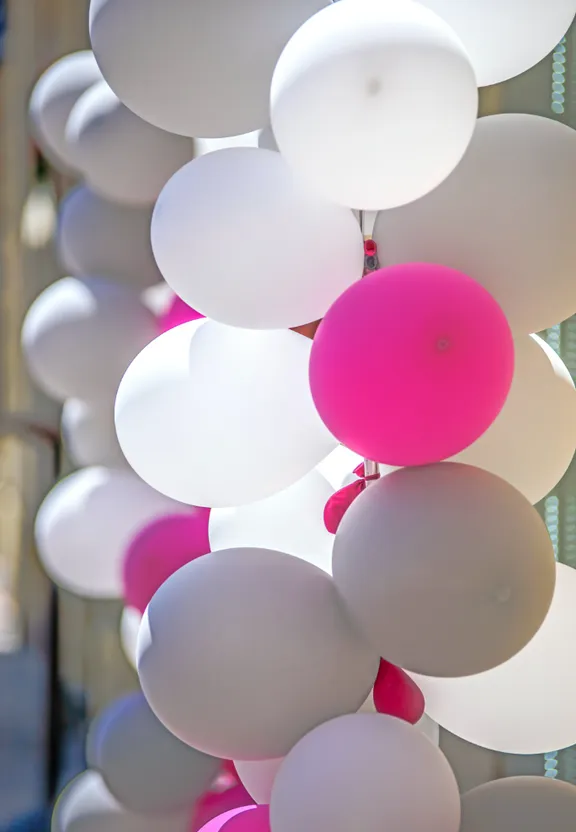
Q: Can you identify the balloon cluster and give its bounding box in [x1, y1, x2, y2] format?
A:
[22, 0, 576, 831]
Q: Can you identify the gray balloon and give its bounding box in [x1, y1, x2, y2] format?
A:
[137, 547, 379, 760]
[89, 0, 328, 138]
[52, 771, 189, 832]
[88, 692, 220, 814]
[461, 776, 576, 832]
[29, 51, 102, 174]
[22, 276, 156, 403]
[333, 463, 555, 678]
[57, 186, 162, 287]
[66, 81, 193, 205]
[270, 714, 461, 832]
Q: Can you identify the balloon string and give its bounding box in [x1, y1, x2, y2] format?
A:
[358, 209, 381, 484]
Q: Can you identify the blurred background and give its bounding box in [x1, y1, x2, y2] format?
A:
[0, 0, 576, 828]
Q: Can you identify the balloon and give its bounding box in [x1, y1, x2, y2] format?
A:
[219, 807, 269, 832]
[29, 51, 102, 173]
[194, 129, 277, 157]
[358, 694, 440, 745]
[333, 463, 555, 678]
[271, 0, 477, 210]
[119, 606, 141, 670]
[57, 186, 162, 287]
[123, 512, 211, 614]
[196, 807, 256, 832]
[234, 760, 282, 806]
[316, 446, 363, 490]
[374, 114, 576, 334]
[137, 547, 379, 759]
[270, 714, 460, 832]
[61, 398, 126, 468]
[460, 776, 576, 832]
[411, 563, 576, 754]
[159, 295, 203, 333]
[209, 471, 334, 574]
[22, 276, 156, 403]
[309, 264, 514, 467]
[89, 0, 327, 137]
[88, 692, 220, 814]
[420, 0, 576, 86]
[115, 321, 337, 508]
[66, 80, 193, 205]
[454, 335, 576, 504]
[151, 148, 364, 329]
[35, 466, 189, 599]
[372, 660, 425, 724]
[52, 771, 189, 832]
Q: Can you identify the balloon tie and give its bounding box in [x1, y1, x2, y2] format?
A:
[324, 462, 379, 534]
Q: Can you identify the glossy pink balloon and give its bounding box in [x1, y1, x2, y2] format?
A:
[221, 806, 269, 832]
[197, 806, 257, 832]
[193, 788, 255, 832]
[123, 511, 210, 613]
[159, 293, 203, 333]
[309, 264, 514, 466]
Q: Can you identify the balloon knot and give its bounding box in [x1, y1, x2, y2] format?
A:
[324, 462, 380, 534]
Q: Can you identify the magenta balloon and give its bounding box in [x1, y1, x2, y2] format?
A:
[309, 264, 514, 466]
[199, 808, 257, 832]
[123, 511, 210, 613]
[221, 806, 269, 832]
[159, 294, 204, 333]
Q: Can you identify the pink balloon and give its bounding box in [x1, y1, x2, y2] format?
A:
[122, 511, 210, 613]
[372, 660, 425, 725]
[193, 787, 255, 832]
[197, 807, 257, 832]
[221, 806, 269, 832]
[159, 293, 203, 333]
[309, 264, 514, 466]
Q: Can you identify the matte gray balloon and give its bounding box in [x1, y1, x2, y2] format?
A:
[66, 81, 193, 205]
[22, 276, 156, 402]
[461, 776, 576, 832]
[332, 463, 556, 678]
[29, 51, 102, 174]
[52, 771, 189, 832]
[137, 547, 379, 760]
[88, 692, 220, 813]
[89, 0, 328, 137]
[270, 714, 461, 832]
[57, 186, 162, 287]
[374, 114, 576, 334]
[62, 399, 127, 469]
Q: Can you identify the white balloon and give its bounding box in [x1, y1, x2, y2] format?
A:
[137, 547, 378, 759]
[270, 714, 460, 832]
[22, 276, 156, 403]
[209, 470, 334, 573]
[52, 771, 189, 832]
[151, 148, 364, 329]
[419, 0, 576, 87]
[66, 80, 193, 205]
[120, 606, 141, 670]
[89, 692, 220, 814]
[374, 114, 576, 335]
[235, 758, 283, 805]
[194, 128, 277, 156]
[271, 0, 478, 210]
[89, 0, 327, 137]
[57, 186, 162, 287]
[411, 563, 576, 755]
[454, 335, 576, 504]
[316, 446, 363, 490]
[62, 398, 127, 469]
[115, 321, 337, 508]
[35, 466, 189, 599]
[29, 51, 102, 173]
